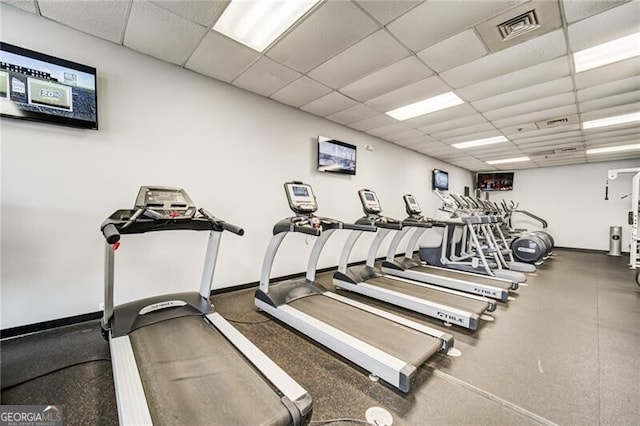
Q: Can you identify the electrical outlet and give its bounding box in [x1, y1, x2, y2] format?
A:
[98, 303, 105, 311]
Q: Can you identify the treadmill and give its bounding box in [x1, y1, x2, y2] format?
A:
[255, 181, 454, 393]
[380, 194, 517, 302]
[333, 189, 495, 330]
[100, 186, 312, 425]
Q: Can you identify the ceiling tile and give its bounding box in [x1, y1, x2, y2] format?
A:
[365, 75, 451, 112]
[500, 123, 541, 136]
[185, 31, 259, 82]
[417, 29, 487, 73]
[266, 1, 378, 72]
[354, 0, 421, 25]
[513, 130, 582, 145]
[440, 130, 506, 146]
[419, 113, 489, 135]
[406, 103, 477, 129]
[233, 57, 300, 97]
[326, 103, 379, 125]
[472, 77, 574, 112]
[579, 90, 640, 113]
[458, 57, 570, 101]
[387, 0, 519, 51]
[519, 139, 584, 152]
[577, 76, 640, 102]
[583, 132, 639, 146]
[385, 128, 425, 143]
[308, 30, 409, 89]
[567, 1, 640, 51]
[400, 135, 440, 148]
[580, 103, 640, 122]
[440, 30, 567, 88]
[506, 125, 581, 140]
[270, 76, 332, 108]
[484, 92, 576, 121]
[574, 57, 640, 89]
[151, 0, 228, 27]
[431, 122, 497, 141]
[563, 0, 629, 24]
[586, 151, 640, 163]
[38, 0, 130, 43]
[124, 1, 208, 65]
[300, 91, 358, 116]
[348, 114, 398, 131]
[582, 126, 640, 141]
[366, 123, 412, 138]
[340, 56, 432, 102]
[2, 0, 36, 13]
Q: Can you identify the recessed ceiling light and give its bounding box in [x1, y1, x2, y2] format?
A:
[385, 92, 464, 121]
[213, 0, 320, 52]
[452, 136, 508, 149]
[582, 112, 640, 130]
[574, 32, 640, 73]
[485, 156, 530, 165]
[586, 143, 640, 155]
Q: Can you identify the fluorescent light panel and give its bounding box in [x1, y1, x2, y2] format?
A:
[386, 92, 464, 121]
[586, 143, 640, 154]
[452, 136, 508, 149]
[486, 156, 530, 165]
[214, 0, 320, 52]
[574, 32, 640, 73]
[582, 112, 640, 130]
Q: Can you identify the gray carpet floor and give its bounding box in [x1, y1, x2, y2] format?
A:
[2, 249, 638, 425]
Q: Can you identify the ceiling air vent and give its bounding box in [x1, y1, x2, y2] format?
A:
[475, 1, 562, 52]
[498, 10, 541, 41]
[531, 146, 581, 157]
[535, 115, 578, 129]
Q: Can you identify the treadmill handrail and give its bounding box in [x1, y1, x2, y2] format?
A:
[101, 210, 229, 239]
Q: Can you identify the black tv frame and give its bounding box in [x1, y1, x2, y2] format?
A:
[0, 42, 98, 130]
[476, 171, 514, 191]
[317, 136, 357, 176]
[432, 169, 449, 191]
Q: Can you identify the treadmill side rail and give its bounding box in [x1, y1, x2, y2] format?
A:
[206, 312, 312, 421]
[256, 299, 416, 393]
[110, 336, 153, 425]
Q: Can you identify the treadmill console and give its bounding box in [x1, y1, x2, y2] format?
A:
[403, 194, 423, 216]
[135, 186, 197, 219]
[358, 190, 382, 214]
[284, 182, 318, 214]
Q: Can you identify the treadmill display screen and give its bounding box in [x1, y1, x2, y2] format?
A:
[292, 186, 309, 197]
[364, 193, 376, 202]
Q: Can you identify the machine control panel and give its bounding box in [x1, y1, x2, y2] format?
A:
[284, 182, 318, 214]
[134, 186, 197, 220]
[358, 189, 382, 214]
[403, 194, 423, 215]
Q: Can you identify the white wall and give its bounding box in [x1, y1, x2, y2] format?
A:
[0, 5, 472, 329]
[486, 159, 640, 252]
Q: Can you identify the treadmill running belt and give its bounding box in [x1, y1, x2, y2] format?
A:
[289, 295, 442, 367]
[367, 276, 489, 314]
[413, 265, 512, 290]
[129, 316, 291, 426]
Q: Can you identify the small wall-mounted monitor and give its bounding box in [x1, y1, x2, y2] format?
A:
[318, 136, 356, 175]
[432, 169, 449, 190]
[0, 42, 98, 130]
[476, 172, 514, 191]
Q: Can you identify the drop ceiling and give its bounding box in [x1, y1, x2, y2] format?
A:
[4, 0, 639, 171]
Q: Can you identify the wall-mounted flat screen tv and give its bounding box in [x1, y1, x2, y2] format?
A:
[0, 42, 98, 129]
[477, 171, 514, 191]
[317, 136, 356, 175]
[432, 169, 449, 190]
